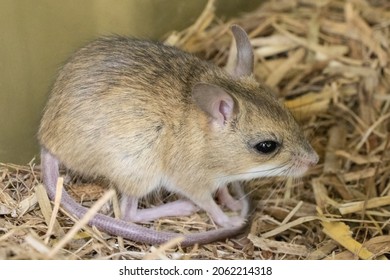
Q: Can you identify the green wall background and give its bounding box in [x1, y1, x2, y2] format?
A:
[0, 0, 262, 164]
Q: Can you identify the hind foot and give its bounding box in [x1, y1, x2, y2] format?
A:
[121, 196, 199, 222]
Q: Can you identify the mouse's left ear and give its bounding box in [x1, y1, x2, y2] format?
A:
[231, 25, 254, 78]
[192, 83, 234, 127]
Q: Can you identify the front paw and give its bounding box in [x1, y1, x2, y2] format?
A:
[224, 199, 243, 212]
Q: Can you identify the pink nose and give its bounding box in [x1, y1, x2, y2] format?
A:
[299, 152, 319, 168]
[308, 153, 319, 166]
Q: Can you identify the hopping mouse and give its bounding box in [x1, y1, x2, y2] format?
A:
[39, 25, 318, 246]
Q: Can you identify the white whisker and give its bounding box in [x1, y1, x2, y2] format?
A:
[215, 160, 293, 182]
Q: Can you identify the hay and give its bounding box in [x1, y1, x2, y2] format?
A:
[1, 0, 390, 259]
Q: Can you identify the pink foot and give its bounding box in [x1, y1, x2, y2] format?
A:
[121, 196, 199, 222]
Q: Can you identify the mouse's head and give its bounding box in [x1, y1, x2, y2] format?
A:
[191, 25, 318, 183]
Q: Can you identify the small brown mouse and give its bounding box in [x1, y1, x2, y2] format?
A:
[38, 25, 318, 246]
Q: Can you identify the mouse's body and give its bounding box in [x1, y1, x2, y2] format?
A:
[39, 26, 318, 246]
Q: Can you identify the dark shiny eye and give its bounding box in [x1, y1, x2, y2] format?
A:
[254, 141, 279, 154]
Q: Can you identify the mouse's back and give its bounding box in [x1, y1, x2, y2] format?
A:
[40, 36, 212, 121]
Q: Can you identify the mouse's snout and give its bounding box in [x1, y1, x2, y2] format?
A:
[308, 151, 319, 166]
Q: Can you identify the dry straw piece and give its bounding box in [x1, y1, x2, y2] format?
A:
[1, 0, 390, 259]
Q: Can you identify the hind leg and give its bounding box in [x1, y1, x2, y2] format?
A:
[120, 196, 199, 222]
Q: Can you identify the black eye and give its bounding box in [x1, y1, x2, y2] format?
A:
[254, 141, 279, 154]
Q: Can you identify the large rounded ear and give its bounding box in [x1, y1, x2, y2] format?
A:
[192, 83, 234, 127]
[231, 25, 254, 78]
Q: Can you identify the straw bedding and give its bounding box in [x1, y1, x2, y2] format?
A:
[0, 0, 389, 259]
